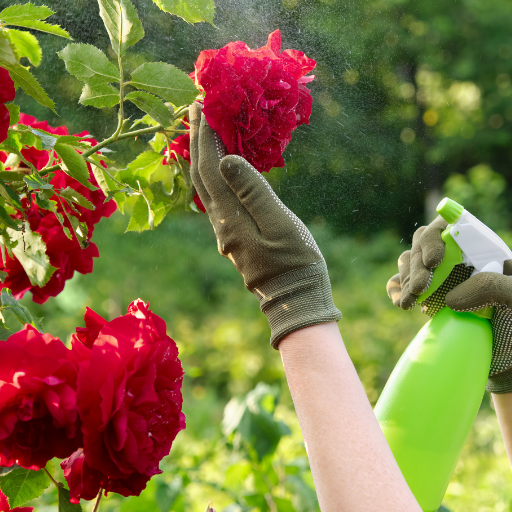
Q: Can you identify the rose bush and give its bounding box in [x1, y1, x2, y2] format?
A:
[0, 114, 116, 304]
[0, 326, 79, 471]
[193, 29, 316, 174]
[0, 68, 15, 143]
[61, 299, 185, 502]
[0, 490, 33, 512]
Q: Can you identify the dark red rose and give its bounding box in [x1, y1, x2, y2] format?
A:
[0, 114, 117, 303]
[0, 326, 79, 471]
[192, 29, 316, 173]
[163, 117, 191, 165]
[0, 490, 34, 512]
[0, 67, 15, 143]
[62, 300, 185, 502]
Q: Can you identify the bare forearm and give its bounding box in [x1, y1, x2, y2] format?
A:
[279, 322, 421, 512]
[492, 393, 512, 470]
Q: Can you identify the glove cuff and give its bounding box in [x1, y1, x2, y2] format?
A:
[253, 260, 342, 349]
[487, 366, 512, 394]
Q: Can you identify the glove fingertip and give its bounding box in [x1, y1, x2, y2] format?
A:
[386, 274, 402, 307]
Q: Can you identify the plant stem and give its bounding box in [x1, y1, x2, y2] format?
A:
[112, 15, 125, 141]
[43, 467, 60, 488]
[92, 488, 103, 512]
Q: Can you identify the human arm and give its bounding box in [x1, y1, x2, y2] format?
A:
[493, 393, 512, 470]
[189, 104, 420, 510]
[279, 323, 421, 512]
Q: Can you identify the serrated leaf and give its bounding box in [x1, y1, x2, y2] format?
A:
[0, 62, 56, 113]
[6, 103, 20, 126]
[0, 204, 20, 230]
[58, 485, 82, 512]
[152, 0, 215, 25]
[0, 131, 22, 155]
[130, 62, 197, 107]
[0, 4, 54, 24]
[58, 43, 119, 84]
[59, 186, 94, 210]
[8, 224, 57, 288]
[0, 463, 51, 508]
[98, 0, 144, 57]
[0, 31, 17, 65]
[7, 29, 42, 66]
[79, 82, 119, 108]
[126, 193, 154, 232]
[0, 179, 23, 208]
[54, 143, 95, 190]
[23, 174, 53, 190]
[67, 214, 89, 249]
[125, 91, 174, 127]
[30, 128, 58, 150]
[149, 132, 167, 153]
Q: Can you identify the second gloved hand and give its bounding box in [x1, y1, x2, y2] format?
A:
[189, 103, 341, 349]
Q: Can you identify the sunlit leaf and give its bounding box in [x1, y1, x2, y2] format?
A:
[125, 91, 174, 127]
[0, 204, 20, 230]
[126, 192, 155, 232]
[8, 224, 57, 288]
[10, 19, 70, 38]
[152, 0, 215, 25]
[58, 43, 119, 84]
[59, 186, 95, 210]
[30, 128, 58, 150]
[7, 29, 42, 66]
[130, 62, 197, 108]
[6, 103, 20, 125]
[0, 462, 52, 508]
[0, 30, 17, 65]
[98, 0, 144, 57]
[0, 3, 54, 24]
[0, 61, 56, 113]
[79, 82, 120, 108]
[58, 485, 82, 512]
[54, 143, 96, 190]
[23, 174, 54, 191]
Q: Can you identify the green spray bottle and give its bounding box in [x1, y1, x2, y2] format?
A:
[374, 197, 512, 512]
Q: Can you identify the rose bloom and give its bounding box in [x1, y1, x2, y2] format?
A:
[0, 114, 116, 303]
[0, 490, 33, 512]
[0, 67, 15, 143]
[0, 326, 79, 471]
[62, 300, 185, 502]
[193, 29, 316, 174]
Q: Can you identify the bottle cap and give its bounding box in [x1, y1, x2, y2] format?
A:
[436, 197, 464, 224]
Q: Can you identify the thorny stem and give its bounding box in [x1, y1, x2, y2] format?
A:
[92, 488, 103, 512]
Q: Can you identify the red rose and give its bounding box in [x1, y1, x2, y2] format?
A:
[163, 117, 191, 165]
[62, 300, 185, 502]
[0, 326, 79, 471]
[193, 29, 316, 173]
[0, 68, 15, 143]
[0, 114, 117, 303]
[0, 490, 33, 512]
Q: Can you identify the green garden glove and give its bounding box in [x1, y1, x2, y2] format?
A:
[386, 217, 512, 394]
[189, 103, 341, 349]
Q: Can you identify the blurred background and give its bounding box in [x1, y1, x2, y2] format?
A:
[3, 0, 512, 510]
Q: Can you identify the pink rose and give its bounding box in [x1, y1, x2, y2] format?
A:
[193, 29, 316, 173]
[62, 300, 185, 502]
[0, 68, 15, 143]
[0, 326, 79, 470]
[0, 114, 116, 303]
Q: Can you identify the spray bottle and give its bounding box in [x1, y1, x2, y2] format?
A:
[374, 197, 512, 512]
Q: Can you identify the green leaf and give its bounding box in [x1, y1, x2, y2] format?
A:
[0, 179, 23, 208]
[11, 19, 70, 38]
[0, 4, 54, 24]
[98, 0, 144, 57]
[155, 476, 182, 512]
[0, 204, 21, 230]
[59, 186, 94, 210]
[130, 62, 197, 107]
[119, 150, 165, 189]
[0, 30, 17, 65]
[125, 91, 174, 127]
[54, 143, 95, 190]
[149, 131, 167, 153]
[7, 29, 42, 66]
[152, 0, 215, 25]
[30, 128, 58, 150]
[23, 174, 54, 191]
[58, 485, 82, 512]
[58, 43, 119, 84]
[0, 62, 56, 113]
[0, 463, 51, 508]
[8, 224, 57, 288]
[67, 213, 89, 249]
[79, 82, 120, 108]
[6, 103, 20, 126]
[126, 192, 155, 232]
[0, 465, 19, 477]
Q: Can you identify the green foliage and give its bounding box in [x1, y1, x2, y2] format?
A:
[97, 0, 144, 57]
[58, 486, 83, 512]
[79, 83, 120, 108]
[6, 103, 20, 126]
[152, 0, 216, 25]
[130, 62, 198, 107]
[9, 223, 57, 287]
[59, 186, 95, 210]
[0, 461, 53, 508]
[125, 91, 174, 127]
[7, 28, 42, 66]
[54, 142, 96, 189]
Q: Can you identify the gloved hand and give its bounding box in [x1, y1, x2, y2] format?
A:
[189, 103, 341, 349]
[387, 216, 512, 394]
